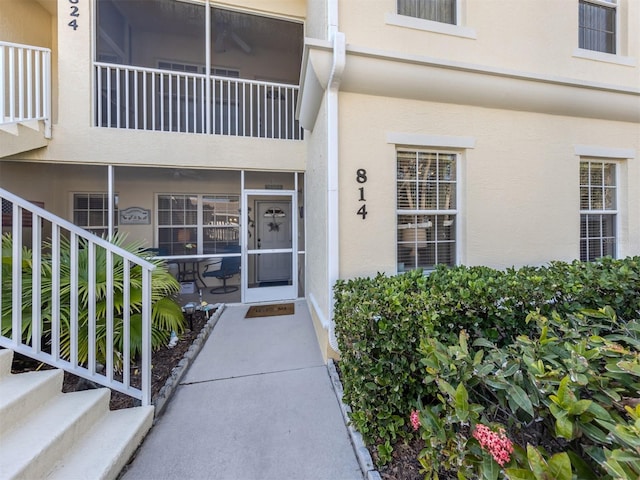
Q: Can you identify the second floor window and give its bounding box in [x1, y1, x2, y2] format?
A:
[397, 0, 456, 25]
[579, 0, 616, 54]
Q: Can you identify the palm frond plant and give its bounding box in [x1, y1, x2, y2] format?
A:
[1, 232, 185, 370]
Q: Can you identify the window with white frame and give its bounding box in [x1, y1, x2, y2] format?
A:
[397, 150, 457, 271]
[579, 0, 616, 54]
[397, 0, 456, 25]
[73, 193, 118, 237]
[157, 194, 239, 255]
[580, 161, 617, 261]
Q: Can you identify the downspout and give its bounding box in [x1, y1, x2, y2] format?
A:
[326, 0, 345, 353]
[107, 164, 114, 239]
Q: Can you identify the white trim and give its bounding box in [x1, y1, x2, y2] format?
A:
[348, 44, 639, 95]
[574, 145, 636, 159]
[385, 13, 476, 39]
[309, 293, 329, 328]
[578, 0, 620, 56]
[579, 160, 619, 260]
[395, 150, 460, 273]
[242, 190, 297, 304]
[387, 132, 475, 149]
[572, 49, 636, 67]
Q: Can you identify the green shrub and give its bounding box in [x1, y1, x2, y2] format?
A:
[334, 270, 432, 462]
[333, 257, 640, 465]
[414, 308, 640, 479]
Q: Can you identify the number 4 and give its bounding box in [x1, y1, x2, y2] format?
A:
[68, 19, 78, 30]
[357, 204, 368, 220]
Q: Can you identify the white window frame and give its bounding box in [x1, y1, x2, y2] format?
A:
[397, 0, 459, 25]
[72, 192, 118, 237]
[579, 160, 618, 261]
[386, 1, 476, 39]
[156, 193, 239, 255]
[396, 149, 459, 272]
[577, 0, 618, 55]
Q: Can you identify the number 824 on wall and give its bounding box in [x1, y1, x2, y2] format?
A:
[68, 0, 80, 31]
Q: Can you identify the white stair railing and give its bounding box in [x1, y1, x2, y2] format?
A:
[0, 188, 155, 406]
[94, 62, 303, 140]
[0, 41, 51, 138]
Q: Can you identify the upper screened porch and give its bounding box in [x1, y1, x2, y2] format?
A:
[95, 0, 304, 140]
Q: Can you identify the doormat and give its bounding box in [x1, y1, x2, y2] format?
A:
[245, 303, 295, 318]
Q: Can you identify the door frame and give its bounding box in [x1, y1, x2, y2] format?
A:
[241, 186, 298, 303]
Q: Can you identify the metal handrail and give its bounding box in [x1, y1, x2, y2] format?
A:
[94, 62, 303, 139]
[0, 188, 155, 405]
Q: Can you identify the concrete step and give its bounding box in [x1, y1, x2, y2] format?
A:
[0, 349, 14, 377]
[0, 388, 111, 480]
[0, 351, 154, 480]
[47, 405, 154, 480]
[0, 368, 64, 436]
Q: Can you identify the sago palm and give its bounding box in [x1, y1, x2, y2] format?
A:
[1, 232, 185, 370]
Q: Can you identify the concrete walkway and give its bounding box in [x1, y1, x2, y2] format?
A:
[121, 300, 363, 480]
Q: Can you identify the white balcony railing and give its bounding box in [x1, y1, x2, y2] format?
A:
[0, 41, 51, 138]
[95, 63, 303, 140]
[0, 188, 155, 406]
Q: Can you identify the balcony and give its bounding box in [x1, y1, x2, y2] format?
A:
[95, 63, 302, 140]
[94, 0, 304, 141]
[0, 41, 51, 157]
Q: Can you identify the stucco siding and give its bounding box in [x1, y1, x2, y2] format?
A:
[304, 94, 330, 321]
[338, 0, 639, 88]
[337, 92, 639, 277]
[0, 0, 52, 48]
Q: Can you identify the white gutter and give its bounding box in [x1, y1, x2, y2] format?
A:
[326, 0, 345, 353]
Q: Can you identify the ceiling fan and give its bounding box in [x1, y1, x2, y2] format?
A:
[171, 169, 200, 179]
[214, 22, 252, 54]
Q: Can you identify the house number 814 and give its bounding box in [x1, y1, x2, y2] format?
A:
[68, 0, 80, 31]
[356, 168, 368, 220]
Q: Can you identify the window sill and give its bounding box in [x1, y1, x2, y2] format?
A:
[385, 13, 477, 40]
[572, 48, 636, 67]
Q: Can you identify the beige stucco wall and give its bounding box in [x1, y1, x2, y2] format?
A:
[303, 89, 333, 359]
[338, 0, 639, 88]
[215, 0, 305, 19]
[305, 0, 328, 40]
[0, 0, 52, 47]
[337, 92, 639, 277]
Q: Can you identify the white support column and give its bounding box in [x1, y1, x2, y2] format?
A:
[326, 0, 345, 353]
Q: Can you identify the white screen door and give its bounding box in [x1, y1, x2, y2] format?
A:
[243, 191, 297, 303]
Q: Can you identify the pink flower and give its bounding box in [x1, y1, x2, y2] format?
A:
[472, 424, 514, 467]
[410, 410, 421, 431]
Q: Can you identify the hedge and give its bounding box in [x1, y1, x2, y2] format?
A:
[333, 257, 640, 463]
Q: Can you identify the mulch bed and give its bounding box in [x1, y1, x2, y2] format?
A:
[9, 310, 211, 411]
[376, 439, 425, 480]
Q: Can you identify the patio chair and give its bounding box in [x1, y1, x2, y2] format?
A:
[203, 245, 241, 293]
